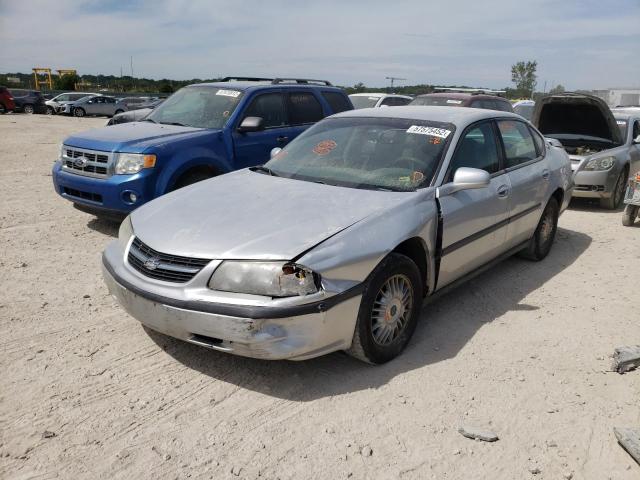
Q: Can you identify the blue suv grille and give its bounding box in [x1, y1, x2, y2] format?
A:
[127, 237, 211, 283]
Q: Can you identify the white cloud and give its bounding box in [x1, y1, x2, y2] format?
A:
[0, 0, 638, 89]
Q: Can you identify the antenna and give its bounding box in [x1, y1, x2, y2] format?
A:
[385, 76, 407, 90]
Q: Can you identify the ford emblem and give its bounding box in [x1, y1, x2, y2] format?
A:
[143, 256, 161, 270]
[73, 156, 89, 168]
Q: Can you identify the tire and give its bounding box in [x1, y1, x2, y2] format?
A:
[23, 104, 34, 114]
[347, 253, 423, 364]
[114, 109, 124, 115]
[600, 168, 627, 210]
[622, 204, 638, 227]
[0, 103, 6, 114]
[46, 105, 54, 115]
[518, 196, 559, 261]
[171, 170, 214, 190]
[74, 107, 85, 117]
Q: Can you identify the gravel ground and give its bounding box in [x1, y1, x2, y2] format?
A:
[1, 114, 639, 480]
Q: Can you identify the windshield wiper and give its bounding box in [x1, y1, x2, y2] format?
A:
[251, 165, 280, 177]
[160, 121, 188, 127]
[142, 118, 157, 123]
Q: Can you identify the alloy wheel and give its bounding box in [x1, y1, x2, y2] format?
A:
[371, 274, 414, 346]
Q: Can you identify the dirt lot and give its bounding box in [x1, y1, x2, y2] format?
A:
[1, 114, 639, 480]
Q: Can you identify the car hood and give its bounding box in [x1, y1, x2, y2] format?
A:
[63, 122, 215, 152]
[532, 93, 623, 145]
[131, 169, 414, 260]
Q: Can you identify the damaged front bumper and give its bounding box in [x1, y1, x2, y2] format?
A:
[102, 245, 362, 361]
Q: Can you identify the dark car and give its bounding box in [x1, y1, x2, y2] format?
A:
[10, 89, 47, 114]
[410, 92, 514, 112]
[0, 86, 15, 113]
[106, 99, 164, 126]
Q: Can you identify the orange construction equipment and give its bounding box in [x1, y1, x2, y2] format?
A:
[57, 69, 77, 77]
[33, 68, 53, 90]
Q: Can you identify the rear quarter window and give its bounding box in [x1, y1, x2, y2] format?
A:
[321, 91, 352, 114]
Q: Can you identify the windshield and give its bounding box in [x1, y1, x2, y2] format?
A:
[514, 104, 534, 120]
[349, 96, 381, 109]
[147, 86, 243, 129]
[616, 119, 628, 139]
[264, 117, 454, 191]
[410, 96, 466, 106]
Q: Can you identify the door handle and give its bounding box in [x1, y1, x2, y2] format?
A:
[276, 136, 288, 144]
[497, 185, 510, 198]
[542, 169, 550, 180]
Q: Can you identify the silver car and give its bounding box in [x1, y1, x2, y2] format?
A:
[63, 95, 127, 117]
[349, 93, 413, 109]
[533, 93, 640, 209]
[102, 106, 572, 363]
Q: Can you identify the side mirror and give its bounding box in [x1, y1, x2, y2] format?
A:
[270, 147, 282, 159]
[237, 116, 264, 133]
[438, 167, 490, 197]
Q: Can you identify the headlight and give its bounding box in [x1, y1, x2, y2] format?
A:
[118, 215, 134, 247]
[115, 153, 156, 175]
[583, 156, 615, 171]
[209, 261, 320, 297]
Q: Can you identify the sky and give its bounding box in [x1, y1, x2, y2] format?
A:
[1, 0, 639, 90]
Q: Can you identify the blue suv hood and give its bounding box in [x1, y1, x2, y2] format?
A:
[64, 122, 219, 153]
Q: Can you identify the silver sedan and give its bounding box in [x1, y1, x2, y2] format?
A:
[102, 107, 573, 363]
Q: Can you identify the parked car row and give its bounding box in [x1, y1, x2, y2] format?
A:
[49, 77, 639, 364]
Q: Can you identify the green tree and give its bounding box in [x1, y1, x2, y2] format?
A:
[511, 60, 538, 96]
[352, 82, 366, 93]
[54, 74, 79, 91]
[159, 83, 174, 94]
[549, 84, 565, 94]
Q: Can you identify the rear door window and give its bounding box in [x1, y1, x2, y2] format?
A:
[321, 91, 352, 113]
[497, 120, 539, 167]
[242, 93, 287, 128]
[381, 97, 411, 106]
[286, 92, 324, 125]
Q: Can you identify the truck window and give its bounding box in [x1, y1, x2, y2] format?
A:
[243, 93, 287, 128]
[287, 92, 323, 125]
[322, 91, 352, 113]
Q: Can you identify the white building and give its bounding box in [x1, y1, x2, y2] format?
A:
[590, 88, 640, 107]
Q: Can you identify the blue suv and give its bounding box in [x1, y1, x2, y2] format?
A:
[52, 78, 353, 218]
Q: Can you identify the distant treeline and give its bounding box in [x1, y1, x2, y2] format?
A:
[0, 71, 531, 99]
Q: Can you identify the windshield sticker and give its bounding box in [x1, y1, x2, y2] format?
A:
[222, 110, 230, 117]
[216, 89, 241, 98]
[446, 99, 463, 104]
[406, 125, 451, 138]
[429, 137, 442, 145]
[313, 140, 337, 156]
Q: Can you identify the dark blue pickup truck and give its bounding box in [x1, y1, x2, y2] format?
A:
[52, 78, 353, 217]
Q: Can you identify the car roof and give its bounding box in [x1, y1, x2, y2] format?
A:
[332, 105, 521, 125]
[189, 81, 343, 92]
[415, 92, 508, 101]
[349, 92, 412, 99]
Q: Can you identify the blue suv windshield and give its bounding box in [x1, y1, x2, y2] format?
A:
[147, 86, 243, 129]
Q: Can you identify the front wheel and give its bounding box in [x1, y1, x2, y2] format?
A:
[23, 104, 34, 114]
[518, 197, 559, 261]
[347, 253, 422, 364]
[600, 169, 627, 210]
[46, 105, 54, 115]
[74, 107, 85, 117]
[0, 103, 6, 114]
[622, 204, 639, 226]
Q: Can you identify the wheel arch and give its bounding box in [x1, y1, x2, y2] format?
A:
[391, 237, 430, 297]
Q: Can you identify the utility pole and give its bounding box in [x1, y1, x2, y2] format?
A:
[130, 56, 134, 78]
[385, 76, 407, 91]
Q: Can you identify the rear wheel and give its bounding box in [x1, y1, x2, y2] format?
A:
[519, 197, 559, 261]
[74, 107, 85, 117]
[347, 253, 422, 364]
[622, 204, 638, 226]
[600, 168, 627, 210]
[23, 104, 34, 114]
[0, 103, 6, 114]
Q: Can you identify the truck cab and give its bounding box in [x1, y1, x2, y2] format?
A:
[52, 78, 353, 218]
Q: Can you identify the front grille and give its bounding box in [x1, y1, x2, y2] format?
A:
[127, 237, 211, 283]
[575, 184, 605, 192]
[63, 187, 103, 203]
[61, 147, 111, 178]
